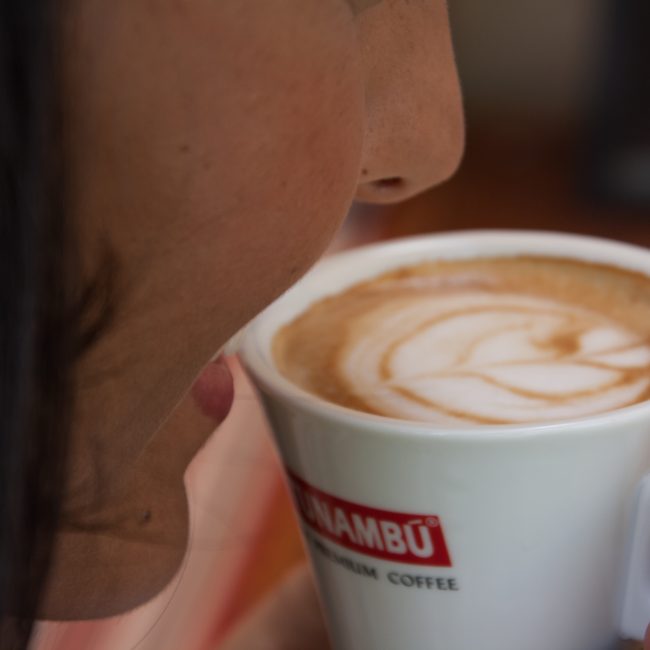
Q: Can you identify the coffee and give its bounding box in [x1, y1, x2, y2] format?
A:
[273, 256, 650, 425]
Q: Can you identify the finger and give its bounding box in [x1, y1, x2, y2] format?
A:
[219, 564, 331, 650]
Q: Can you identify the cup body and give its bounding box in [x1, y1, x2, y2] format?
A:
[241, 231, 650, 650]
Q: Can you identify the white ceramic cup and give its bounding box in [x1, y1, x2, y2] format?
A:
[241, 231, 650, 650]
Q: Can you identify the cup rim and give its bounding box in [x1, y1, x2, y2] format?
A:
[240, 229, 650, 441]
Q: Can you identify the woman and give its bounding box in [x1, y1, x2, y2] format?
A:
[1, 0, 464, 647]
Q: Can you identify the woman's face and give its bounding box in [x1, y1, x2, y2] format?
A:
[48, 0, 463, 617]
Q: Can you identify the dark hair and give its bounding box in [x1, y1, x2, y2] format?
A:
[0, 1, 71, 647]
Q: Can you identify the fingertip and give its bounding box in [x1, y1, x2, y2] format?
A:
[191, 356, 235, 424]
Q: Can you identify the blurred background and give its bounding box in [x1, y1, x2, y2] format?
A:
[34, 2, 649, 649]
[353, 0, 650, 244]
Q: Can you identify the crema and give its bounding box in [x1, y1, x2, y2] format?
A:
[273, 257, 650, 425]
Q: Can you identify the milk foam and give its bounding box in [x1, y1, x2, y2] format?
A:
[274, 257, 650, 425]
[339, 292, 650, 424]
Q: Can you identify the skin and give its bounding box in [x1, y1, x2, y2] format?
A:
[44, 0, 464, 631]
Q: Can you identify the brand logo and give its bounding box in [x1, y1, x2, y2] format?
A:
[288, 471, 452, 567]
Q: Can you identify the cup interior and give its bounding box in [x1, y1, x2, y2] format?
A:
[241, 230, 650, 438]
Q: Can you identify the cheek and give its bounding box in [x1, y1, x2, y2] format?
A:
[66, 0, 365, 338]
[221, 88, 365, 296]
[208, 73, 364, 283]
[184, 10, 366, 321]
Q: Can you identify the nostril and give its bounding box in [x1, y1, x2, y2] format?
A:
[372, 177, 404, 191]
[357, 175, 412, 204]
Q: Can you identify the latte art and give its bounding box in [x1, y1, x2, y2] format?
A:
[340, 292, 650, 424]
[274, 257, 650, 425]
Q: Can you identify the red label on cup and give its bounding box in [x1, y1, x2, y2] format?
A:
[288, 471, 452, 567]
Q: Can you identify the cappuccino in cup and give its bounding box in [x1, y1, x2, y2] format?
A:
[274, 256, 650, 425]
[241, 232, 650, 650]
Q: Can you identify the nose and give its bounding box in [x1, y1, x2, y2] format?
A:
[355, 0, 465, 204]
